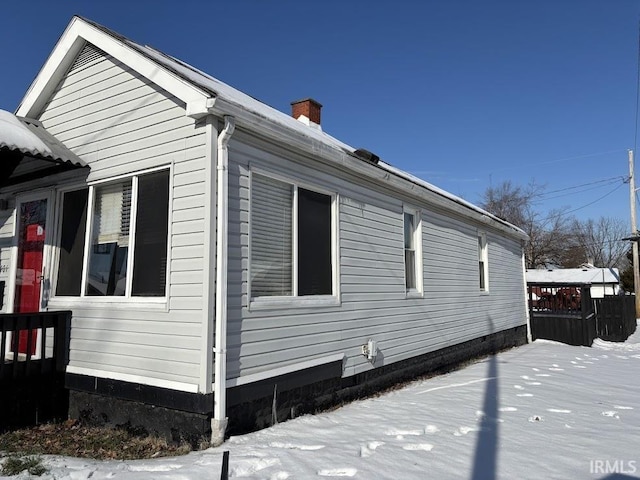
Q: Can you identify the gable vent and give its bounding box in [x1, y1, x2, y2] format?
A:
[69, 43, 106, 72]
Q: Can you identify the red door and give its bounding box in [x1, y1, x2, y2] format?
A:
[13, 198, 48, 355]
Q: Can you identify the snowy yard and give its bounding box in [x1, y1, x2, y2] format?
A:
[4, 325, 640, 480]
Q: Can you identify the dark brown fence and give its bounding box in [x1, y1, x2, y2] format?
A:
[1, 311, 71, 430]
[594, 295, 637, 342]
[1, 311, 71, 380]
[528, 283, 596, 346]
[528, 283, 638, 347]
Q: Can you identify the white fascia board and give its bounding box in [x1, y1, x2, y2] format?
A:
[210, 97, 527, 241]
[66, 365, 199, 393]
[17, 17, 209, 119]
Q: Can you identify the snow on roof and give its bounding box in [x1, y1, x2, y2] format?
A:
[0, 110, 51, 156]
[526, 267, 620, 284]
[0, 109, 85, 166]
[70, 18, 527, 238]
[139, 43, 527, 236]
[19, 16, 526, 238]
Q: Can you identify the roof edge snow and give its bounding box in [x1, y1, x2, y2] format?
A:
[14, 16, 527, 241]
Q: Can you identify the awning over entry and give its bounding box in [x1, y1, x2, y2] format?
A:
[0, 109, 87, 187]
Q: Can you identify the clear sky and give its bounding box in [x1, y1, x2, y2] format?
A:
[2, 0, 640, 225]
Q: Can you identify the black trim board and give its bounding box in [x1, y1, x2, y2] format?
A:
[226, 359, 344, 406]
[65, 374, 213, 415]
[65, 325, 528, 439]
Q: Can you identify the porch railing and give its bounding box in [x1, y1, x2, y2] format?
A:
[1, 310, 71, 380]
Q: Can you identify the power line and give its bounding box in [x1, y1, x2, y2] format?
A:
[634, 19, 640, 154]
[540, 183, 626, 223]
[485, 149, 627, 175]
[535, 178, 625, 202]
[535, 176, 626, 198]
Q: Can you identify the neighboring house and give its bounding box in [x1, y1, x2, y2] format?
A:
[0, 16, 529, 444]
[526, 265, 621, 299]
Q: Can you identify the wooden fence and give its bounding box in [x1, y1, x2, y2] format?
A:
[528, 283, 637, 346]
[1, 310, 71, 430]
[594, 295, 637, 342]
[528, 283, 596, 346]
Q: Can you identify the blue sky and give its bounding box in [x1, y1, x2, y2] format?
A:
[2, 0, 640, 224]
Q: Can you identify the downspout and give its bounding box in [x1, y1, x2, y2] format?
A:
[521, 240, 532, 343]
[211, 115, 235, 446]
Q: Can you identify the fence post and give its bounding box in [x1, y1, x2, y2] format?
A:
[220, 451, 229, 480]
[54, 311, 72, 372]
[580, 285, 594, 345]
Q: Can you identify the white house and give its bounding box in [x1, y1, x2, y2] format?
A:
[526, 265, 621, 299]
[0, 16, 529, 444]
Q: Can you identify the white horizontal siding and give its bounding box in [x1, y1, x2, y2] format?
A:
[225, 131, 527, 381]
[0, 200, 14, 313]
[36, 45, 207, 388]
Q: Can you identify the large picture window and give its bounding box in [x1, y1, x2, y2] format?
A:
[55, 169, 170, 299]
[250, 173, 334, 300]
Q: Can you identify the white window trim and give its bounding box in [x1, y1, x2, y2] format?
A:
[248, 169, 341, 310]
[403, 205, 423, 297]
[478, 231, 489, 293]
[51, 165, 172, 304]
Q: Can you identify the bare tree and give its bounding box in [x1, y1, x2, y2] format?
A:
[571, 217, 630, 269]
[480, 181, 572, 268]
[481, 180, 539, 228]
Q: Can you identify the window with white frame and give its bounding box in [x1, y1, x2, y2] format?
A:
[55, 169, 170, 298]
[250, 172, 334, 299]
[403, 208, 422, 294]
[478, 232, 489, 292]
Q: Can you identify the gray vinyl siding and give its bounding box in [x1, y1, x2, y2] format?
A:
[225, 131, 527, 380]
[37, 46, 207, 387]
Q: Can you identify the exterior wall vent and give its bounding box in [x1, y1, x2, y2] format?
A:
[354, 149, 380, 165]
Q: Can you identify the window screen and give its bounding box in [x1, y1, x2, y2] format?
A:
[56, 188, 88, 296]
[298, 188, 332, 295]
[132, 170, 170, 296]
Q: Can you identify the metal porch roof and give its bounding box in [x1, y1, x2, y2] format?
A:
[0, 109, 87, 187]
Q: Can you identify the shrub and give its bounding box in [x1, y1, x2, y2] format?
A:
[1, 455, 48, 476]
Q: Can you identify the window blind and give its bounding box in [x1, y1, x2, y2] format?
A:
[251, 174, 293, 297]
[93, 181, 131, 245]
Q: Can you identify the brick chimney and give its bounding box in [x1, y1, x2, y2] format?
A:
[291, 98, 322, 126]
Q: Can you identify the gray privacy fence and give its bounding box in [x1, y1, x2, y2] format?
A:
[527, 283, 637, 346]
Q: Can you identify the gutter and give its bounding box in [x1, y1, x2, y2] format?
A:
[211, 115, 235, 446]
[521, 241, 532, 343]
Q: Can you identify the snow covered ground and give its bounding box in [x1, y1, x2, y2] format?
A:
[4, 326, 640, 480]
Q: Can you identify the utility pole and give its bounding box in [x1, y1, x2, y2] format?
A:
[629, 150, 640, 316]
